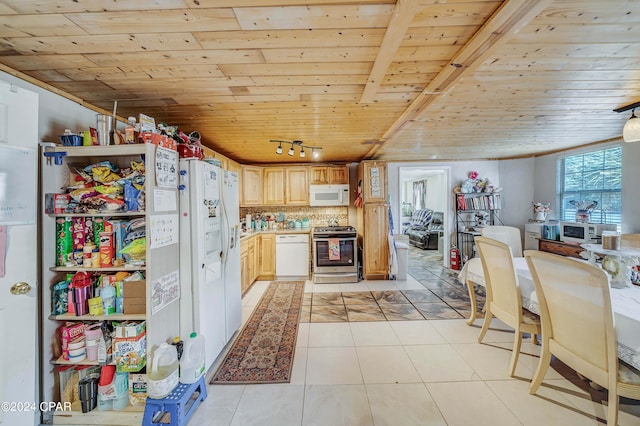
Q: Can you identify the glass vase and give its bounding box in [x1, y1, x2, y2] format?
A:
[575, 210, 591, 223]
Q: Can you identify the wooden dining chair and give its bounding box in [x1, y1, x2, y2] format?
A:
[462, 225, 523, 325]
[475, 236, 541, 377]
[525, 250, 640, 425]
[621, 233, 640, 249]
[481, 225, 523, 257]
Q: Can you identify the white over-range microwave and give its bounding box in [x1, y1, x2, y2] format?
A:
[309, 184, 350, 206]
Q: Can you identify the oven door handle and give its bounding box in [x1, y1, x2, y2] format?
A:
[313, 237, 357, 241]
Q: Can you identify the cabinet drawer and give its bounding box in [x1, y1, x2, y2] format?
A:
[538, 239, 583, 259]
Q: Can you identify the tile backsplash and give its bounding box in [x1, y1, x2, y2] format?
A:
[240, 206, 349, 228]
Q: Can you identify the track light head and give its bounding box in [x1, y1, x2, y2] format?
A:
[269, 139, 322, 158]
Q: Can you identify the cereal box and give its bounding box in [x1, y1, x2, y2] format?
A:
[128, 373, 147, 406]
[60, 322, 86, 360]
[113, 332, 146, 373]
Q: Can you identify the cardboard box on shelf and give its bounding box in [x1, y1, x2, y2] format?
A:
[128, 373, 147, 406]
[113, 332, 146, 373]
[123, 298, 145, 315]
[114, 321, 146, 338]
[123, 280, 145, 298]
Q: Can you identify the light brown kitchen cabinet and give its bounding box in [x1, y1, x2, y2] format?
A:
[329, 166, 349, 184]
[258, 233, 276, 280]
[241, 165, 263, 206]
[309, 165, 348, 184]
[285, 166, 309, 205]
[240, 238, 251, 294]
[263, 167, 286, 205]
[359, 160, 387, 203]
[309, 166, 329, 184]
[358, 203, 389, 279]
[252, 235, 260, 282]
[227, 159, 241, 174]
[247, 237, 256, 288]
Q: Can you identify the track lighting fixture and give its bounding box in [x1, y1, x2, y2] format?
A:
[269, 139, 323, 158]
[613, 101, 640, 143]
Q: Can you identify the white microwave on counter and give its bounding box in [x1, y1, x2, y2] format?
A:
[559, 222, 617, 244]
[309, 184, 350, 206]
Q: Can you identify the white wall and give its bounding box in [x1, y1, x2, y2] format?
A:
[498, 158, 535, 235]
[533, 141, 640, 233]
[0, 71, 116, 143]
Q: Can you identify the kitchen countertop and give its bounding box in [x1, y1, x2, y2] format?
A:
[240, 228, 311, 240]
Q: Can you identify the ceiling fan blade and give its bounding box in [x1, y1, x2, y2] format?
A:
[269, 139, 291, 143]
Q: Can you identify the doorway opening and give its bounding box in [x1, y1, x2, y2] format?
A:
[398, 166, 450, 267]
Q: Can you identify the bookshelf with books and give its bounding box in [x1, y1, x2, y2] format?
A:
[454, 192, 502, 265]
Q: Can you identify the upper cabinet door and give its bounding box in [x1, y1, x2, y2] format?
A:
[241, 165, 263, 206]
[263, 167, 285, 205]
[309, 166, 328, 184]
[328, 166, 349, 184]
[310, 165, 348, 184]
[359, 161, 387, 204]
[286, 166, 309, 205]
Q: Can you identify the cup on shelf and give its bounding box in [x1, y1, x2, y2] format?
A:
[84, 324, 102, 361]
[96, 114, 112, 146]
[78, 376, 99, 413]
[72, 285, 93, 316]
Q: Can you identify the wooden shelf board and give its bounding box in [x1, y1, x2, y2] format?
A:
[52, 405, 143, 426]
[50, 314, 146, 321]
[45, 144, 147, 157]
[48, 212, 146, 218]
[50, 266, 146, 272]
[51, 356, 116, 366]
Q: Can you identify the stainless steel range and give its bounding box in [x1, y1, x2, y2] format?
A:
[312, 226, 358, 283]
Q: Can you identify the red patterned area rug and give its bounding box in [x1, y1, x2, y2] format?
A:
[211, 281, 305, 384]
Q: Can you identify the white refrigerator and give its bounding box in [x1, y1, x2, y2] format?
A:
[179, 159, 242, 371]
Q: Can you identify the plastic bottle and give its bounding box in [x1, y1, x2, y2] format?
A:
[171, 336, 184, 360]
[100, 285, 116, 315]
[147, 343, 179, 399]
[124, 117, 137, 144]
[179, 332, 206, 384]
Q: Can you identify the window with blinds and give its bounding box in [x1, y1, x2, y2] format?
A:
[556, 146, 622, 224]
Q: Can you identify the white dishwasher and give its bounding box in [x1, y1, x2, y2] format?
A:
[275, 233, 310, 280]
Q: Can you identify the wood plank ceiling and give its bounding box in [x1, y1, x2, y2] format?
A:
[0, 0, 638, 164]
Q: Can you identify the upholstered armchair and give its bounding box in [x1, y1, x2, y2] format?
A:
[405, 209, 443, 250]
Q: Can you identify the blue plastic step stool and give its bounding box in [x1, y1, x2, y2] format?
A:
[142, 377, 208, 426]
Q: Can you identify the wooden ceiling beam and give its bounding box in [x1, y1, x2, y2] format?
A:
[359, 0, 419, 104]
[364, 0, 555, 159]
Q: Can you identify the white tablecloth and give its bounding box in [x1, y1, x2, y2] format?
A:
[459, 257, 640, 370]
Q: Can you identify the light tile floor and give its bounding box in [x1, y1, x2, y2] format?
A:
[190, 247, 640, 426]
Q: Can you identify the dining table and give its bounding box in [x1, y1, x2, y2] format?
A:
[459, 256, 640, 371]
